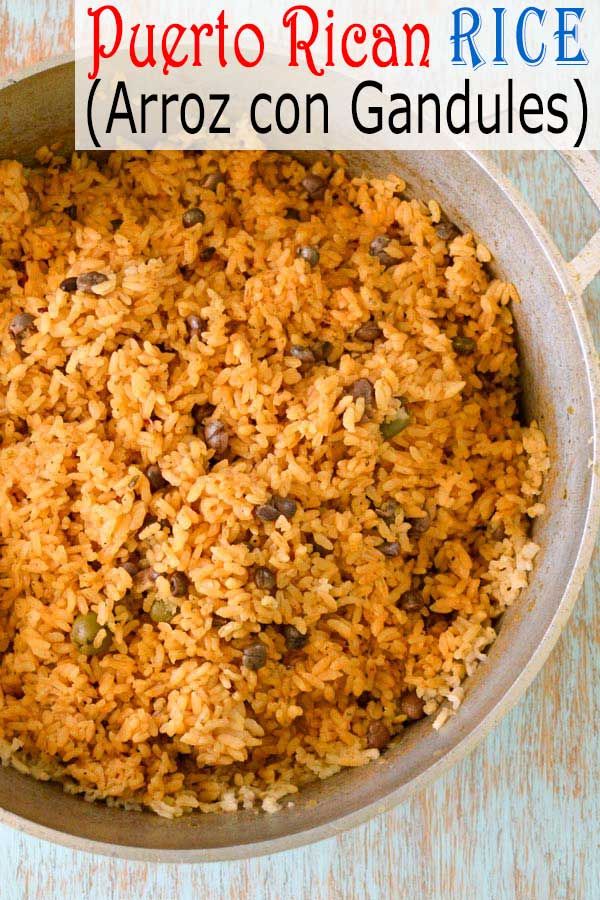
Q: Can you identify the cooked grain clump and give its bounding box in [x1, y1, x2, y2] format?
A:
[0, 149, 548, 817]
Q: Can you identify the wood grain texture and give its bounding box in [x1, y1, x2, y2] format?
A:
[0, 4, 598, 898]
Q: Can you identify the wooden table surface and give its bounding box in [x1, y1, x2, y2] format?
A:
[1, 3, 599, 898]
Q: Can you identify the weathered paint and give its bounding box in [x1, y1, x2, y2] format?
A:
[0, 3, 598, 897]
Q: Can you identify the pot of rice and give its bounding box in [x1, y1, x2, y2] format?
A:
[0, 57, 598, 861]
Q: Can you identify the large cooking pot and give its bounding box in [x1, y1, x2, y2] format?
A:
[0, 56, 598, 862]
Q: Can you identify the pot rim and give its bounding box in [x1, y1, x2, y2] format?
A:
[0, 53, 598, 863]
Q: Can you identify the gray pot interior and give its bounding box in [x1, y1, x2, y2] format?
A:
[0, 62, 596, 860]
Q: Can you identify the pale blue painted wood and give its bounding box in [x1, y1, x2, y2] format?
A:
[0, 4, 598, 896]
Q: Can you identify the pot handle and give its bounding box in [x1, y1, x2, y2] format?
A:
[560, 149, 600, 291]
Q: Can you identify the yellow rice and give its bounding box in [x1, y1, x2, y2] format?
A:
[0, 149, 548, 816]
